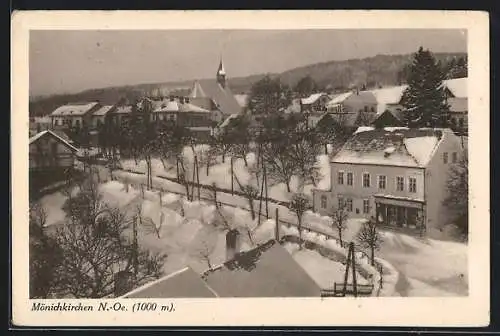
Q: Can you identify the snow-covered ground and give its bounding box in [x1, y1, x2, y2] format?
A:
[377, 231, 468, 296]
[284, 242, 369, 289]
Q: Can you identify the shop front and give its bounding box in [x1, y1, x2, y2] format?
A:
[374, 195, 426, 235]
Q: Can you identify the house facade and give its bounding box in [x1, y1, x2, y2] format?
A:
[312, 127, 467, 238]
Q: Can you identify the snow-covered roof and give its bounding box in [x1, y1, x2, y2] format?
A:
[369, 85, 407, 114]
[234, 94, 249, 108]
[114, 106, 133, 114]
[92, 105, 115, 116]
[301, 93, 327, 105]
[327, 92, 353, 106]
[218, 113, 239, 129]
[448, 97, 468, 112]
[152, 99, 212, 113]
[122, 267, 217, 298]
[29, 130, 78, 152]
[51, 102, 99, 116]
[444, 77, 467, 98]
[332, 127, 446, 167]
[202, 240, 321, 297]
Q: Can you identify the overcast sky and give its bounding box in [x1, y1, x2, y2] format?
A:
[30, 29, 467, 97]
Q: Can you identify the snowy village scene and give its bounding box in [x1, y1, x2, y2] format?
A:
[27, 28, 469, 300]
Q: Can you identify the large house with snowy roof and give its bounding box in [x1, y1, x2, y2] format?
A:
[50, 102, 102, 130]
[312, 127, 467, 238]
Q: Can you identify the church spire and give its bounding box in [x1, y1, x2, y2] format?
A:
[216, 57, 226, 88]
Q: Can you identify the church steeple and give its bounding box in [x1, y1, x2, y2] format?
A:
[216, 57, 226, 88]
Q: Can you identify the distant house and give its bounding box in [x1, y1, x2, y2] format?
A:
[444, 77, 468, 133]
[29, 130, 78, 172]
[149, 96, 222, 141]
[91, 105, 116, 130]
[120, 239, 321, 298]
[326, 90, 378, 127]
[312, 127, 467, 238]
[187, 59, 243, 118]
[299, 93, 331, 128]
[234, 93, 249, 109]
[50, 102, 101, 130]
[110, 105, 134, 125]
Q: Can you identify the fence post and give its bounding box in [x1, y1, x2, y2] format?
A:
[275, 208, 280, 242]
[230, 157, 234, 195]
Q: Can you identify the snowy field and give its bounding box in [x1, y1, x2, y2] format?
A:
[377, 231, 468, 296]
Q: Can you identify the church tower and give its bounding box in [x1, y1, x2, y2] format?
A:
[216, 58, 226, 88]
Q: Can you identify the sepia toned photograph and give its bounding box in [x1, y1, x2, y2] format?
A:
[12, 10, 489, 327]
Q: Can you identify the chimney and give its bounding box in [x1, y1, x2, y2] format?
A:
[226, 229, 241, 261]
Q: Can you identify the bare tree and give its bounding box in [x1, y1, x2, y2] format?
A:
[289, 193, 310, 249]
[330, 203, 349, 245]
[356, 216, 384, 266]
[443, 152, 468, 238]
[53, 178, 166, 298]
[233, 169, 259, 221]
[29, 202, 62, 298]
[189, 225, 218, 270]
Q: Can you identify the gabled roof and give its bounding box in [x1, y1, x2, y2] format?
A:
[122, 267, 218, 298]
[369, 85, 407, 114]
[327, 91, 353, 106]
[201, 240, 322, 297]
[51, 102, 99, 116]
[332, 127, 446, 168]
[444, 77, 467, 98]
[29, 130, 78, 152]
[152, 99, 212, 113]
[301, 93, 328, 105]
[189, 80, 242, 116]
[234, 94, 249, 108]
[92, 105, 115, 116]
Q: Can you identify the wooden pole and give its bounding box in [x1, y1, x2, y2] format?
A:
[264, 161, 269, 219]
[258, 169, 265, 226]
[275, 208, 280, 242]
[191, 159, 196, 200]
[195, 155, 201, 200]
[176, 158, 180, 182]
[342, 245, 351, 297]
[212, 182, 218, 209]
[230, 157, 234, 195]
[351, 242, 358, 297]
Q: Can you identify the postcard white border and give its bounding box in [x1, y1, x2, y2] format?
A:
[11, 10, 490, 327]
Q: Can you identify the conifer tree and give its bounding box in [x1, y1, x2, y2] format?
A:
[400, 47, 450, 128]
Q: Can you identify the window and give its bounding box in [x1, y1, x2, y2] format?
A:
[378, 175, 386, 189]
[362, 173, 370, 188]
[363, 199, 370, 214]
[338, 197, 344, 209]
[396, 176, 405, 191]
[346, 199, 353, 212]
[459, 118, 464, 128]
[452, 152, 457, 163]
[409, 177, 417, 193]
[320, 195, 327, 209]
[364, 106, 368, 112]
[370, 106, 375, 113]
[443, 152, 449, 164]
[75, 119, 80, 127]
[347, 172, 353, 186]
[337, 171, 344, 185]
[54, 119, 59, 126]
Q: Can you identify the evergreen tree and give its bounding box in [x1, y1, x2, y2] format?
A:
[294, 75, 318, 98]
[400, 47, 450, 128]
[247, 75, 292, 116]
